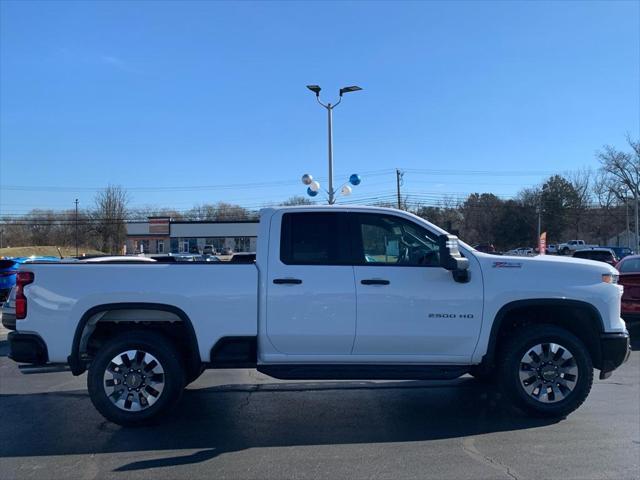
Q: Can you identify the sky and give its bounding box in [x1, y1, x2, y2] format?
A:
[1, 0, 638, 216]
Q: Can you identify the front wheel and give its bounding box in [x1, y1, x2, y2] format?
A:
[87, 330, 185, 426]
[499, 324, 593, 418]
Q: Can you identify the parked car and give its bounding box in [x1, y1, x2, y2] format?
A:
[473, 243, 496, 254]
[7, 206, 630, 426]
[506, 247, 533, 256]
[228, 252, 256, 263]
[81, 256, 156, 263]
[616, 254, 640, 325]
[607, 246, 634, 260]
[202, 245, 217, 255]
[0, 259, 19, 302]
[572, 248, 618, 267]
[151, 253, 220, 263]
[547, 244, 558, 254]
[1, 286, 16, 330]
[0, 256, 60, 301]
[557, 240, 598, 255]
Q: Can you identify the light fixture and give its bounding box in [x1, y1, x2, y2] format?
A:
[339, 85, 362, 96]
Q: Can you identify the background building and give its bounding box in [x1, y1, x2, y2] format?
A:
[125, 217, 258, 254]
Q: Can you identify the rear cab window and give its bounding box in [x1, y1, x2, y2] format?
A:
[280, 212, 352, 265]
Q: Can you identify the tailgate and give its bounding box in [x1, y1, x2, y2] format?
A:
[620, 273, 640, 301]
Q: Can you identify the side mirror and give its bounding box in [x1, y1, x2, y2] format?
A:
[438, 234, 470, 283]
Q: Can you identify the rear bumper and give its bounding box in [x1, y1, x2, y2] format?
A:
[1, 308, 16, 330]
[599, 332, 631, 379]
[8, 331, 49, 365]
[0, 288, 12, 302]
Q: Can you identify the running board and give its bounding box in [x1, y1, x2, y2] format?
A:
[18, 364, 72, 375]
[257, 364, 469, 381]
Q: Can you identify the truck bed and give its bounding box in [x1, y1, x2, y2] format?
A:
[16, 263, 258, 363]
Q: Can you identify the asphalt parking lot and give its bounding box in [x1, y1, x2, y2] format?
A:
[1, 322, 638, 480]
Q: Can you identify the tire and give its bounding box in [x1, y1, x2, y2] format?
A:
[498, 324, 593, 418]
[562, 247, 570, 256]
[87, 330, 185, 426]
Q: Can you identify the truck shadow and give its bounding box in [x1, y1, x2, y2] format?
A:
[0, 377, 559, 471]
[628, 323, 640, 350]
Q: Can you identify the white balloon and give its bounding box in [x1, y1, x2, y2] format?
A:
[302, 174, 313, 185]
[341, 185, 352, 196]
[310, 180, 321, 192]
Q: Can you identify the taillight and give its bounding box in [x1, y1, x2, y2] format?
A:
[15, 271, 34, 320]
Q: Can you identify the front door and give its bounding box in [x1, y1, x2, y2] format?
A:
[350, 212, 483, 362]
[266, 211, 356, 356]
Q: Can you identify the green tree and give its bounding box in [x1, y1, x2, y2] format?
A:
[460, 193, 503, 245]
[540, 175, 580, 242]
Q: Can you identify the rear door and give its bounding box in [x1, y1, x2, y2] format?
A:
[265, 211, 356, 356]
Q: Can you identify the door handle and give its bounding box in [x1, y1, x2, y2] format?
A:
[273, 278, 303, 285]
[361, 279, 390, 285]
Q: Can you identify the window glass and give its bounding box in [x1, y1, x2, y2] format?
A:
[280, 212, 350, 265]
[620, 258, 640, 273]
[356, 214, 440, 266]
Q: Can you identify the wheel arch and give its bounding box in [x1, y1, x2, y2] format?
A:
[483, 299, 604, 371]
[69, 302, 201, 377]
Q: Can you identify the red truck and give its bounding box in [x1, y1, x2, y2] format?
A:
[616, 255, 640, 325]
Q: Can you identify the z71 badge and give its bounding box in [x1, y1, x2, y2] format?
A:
[492, 261, 522, 269]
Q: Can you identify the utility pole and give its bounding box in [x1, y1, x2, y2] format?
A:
[626, 196, 630, 248]
[536, 203, 542, 245]
[635, 189, 639, 253]
[396, 169, 404, 210]
[75, 198, 79, 257]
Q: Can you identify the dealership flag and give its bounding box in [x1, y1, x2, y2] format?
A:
[539, 232, 547, 256]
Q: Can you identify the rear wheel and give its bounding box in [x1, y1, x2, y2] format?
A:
[499, 324, 593, 417]
[87, 331, 185, 426]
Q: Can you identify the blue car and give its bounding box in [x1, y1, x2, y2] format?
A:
[606, 246, 634, 260]
[0, 256, 60, 301]
[0, 259, 19, 301]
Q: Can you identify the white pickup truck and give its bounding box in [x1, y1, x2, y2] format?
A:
[558, 240, 598, 255]
[7, 206, 630, 426]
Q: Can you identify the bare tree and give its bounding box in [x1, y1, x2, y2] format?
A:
[93, 185, 129, 254]
[280, 196, 314, 206]
[597, 137, 640, 248]
[566, 168, 593, 238]
[212, 202, 250, 221]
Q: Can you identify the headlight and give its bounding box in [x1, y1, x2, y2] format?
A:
[602, 273, 619, 284]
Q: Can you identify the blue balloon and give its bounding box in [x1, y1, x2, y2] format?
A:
[307, 187, 318, 197]
[349, 174, 361, 186]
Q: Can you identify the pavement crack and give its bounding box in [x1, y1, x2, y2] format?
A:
[237, 384, 259, 411]
[462, 437, 521, 480]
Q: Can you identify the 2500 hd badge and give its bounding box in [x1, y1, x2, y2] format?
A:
[428, 313, 474, 319]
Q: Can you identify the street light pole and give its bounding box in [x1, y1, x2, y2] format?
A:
[306, 85, 362, 205]
[327, 103, 334, 205]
